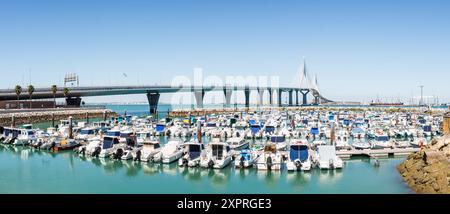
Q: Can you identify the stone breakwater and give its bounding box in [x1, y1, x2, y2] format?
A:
[0, 108, 117, 127]
[168, 106, 445, 118]
[397, 135, 450, 194]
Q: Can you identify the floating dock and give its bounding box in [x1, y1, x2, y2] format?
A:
[336, 147, 420, 159]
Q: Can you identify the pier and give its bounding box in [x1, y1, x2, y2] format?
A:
[336, 148, 420, 159]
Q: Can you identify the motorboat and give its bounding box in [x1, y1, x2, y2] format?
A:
[352, 141, 372, 150]
[13, 129, 36, 146]
[371, 132, 393, 149]
[255, 143, 283, 171]
[286, 139, 311, 171]
[99, 136, 120, 158]
[334, 135, 351, 150]
[234, 149, 259, 168]
[161, 140, 184, 164]
[269, 135, 287, 151]
[226, 137, 249, 150]
[200, 141, 233, 169]
[75, 127, 97, 141]
[140, 137, 162, 162]
[315, 145, 343, 170]
[179, 141, 205, 167]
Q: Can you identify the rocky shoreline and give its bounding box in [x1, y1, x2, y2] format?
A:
[397, 135, 450, 194]
[0, 108, 117, 127]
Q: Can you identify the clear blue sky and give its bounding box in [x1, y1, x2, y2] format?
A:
[1, 0, 449, 104]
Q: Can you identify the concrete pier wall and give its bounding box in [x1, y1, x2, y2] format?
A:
[0, 108, 117, 127]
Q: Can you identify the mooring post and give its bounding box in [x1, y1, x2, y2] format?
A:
[52, 113, 55, 128]
[68, 116, 73, 139]
[86, 112, 89, 124]
[103, 110, 107, 121]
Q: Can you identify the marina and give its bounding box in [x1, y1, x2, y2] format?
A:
[0, 104, 446, 193]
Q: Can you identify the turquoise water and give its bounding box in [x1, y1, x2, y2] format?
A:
[0, 104, 414, 194]
[0, 145, 412, 194]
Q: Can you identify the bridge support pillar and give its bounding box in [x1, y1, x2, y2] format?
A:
[257, 88, 264, 107]
[194, 89, 205, 109]
[288, 90, 293, 106]
[278, 90, 282, 107]
[244, 86, 250, 110]
[66, 97, 82, 107]
[300, 89, 310, 106]
[295, 90, 299, 106]
[313, 93, 320, 105]
[146, 91, 160, 114]
[223, 86, 232, 108]
[268, 88, 273, 106]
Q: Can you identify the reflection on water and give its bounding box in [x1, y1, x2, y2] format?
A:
[0, 144, 411, 193]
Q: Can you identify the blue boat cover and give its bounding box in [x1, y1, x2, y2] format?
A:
[156, 124, 165, 132]
[310, 127, 319, 135]
[290, 145, 309, 162]
[189, 145, 201, 159]
[343, 119, 350, 126]
[352, 127, 364, 133]
[423, 125, 432, 132]
[265, 126, 275, 133]
[270, 135, 285, 143]
[102, 138, 114, 149]
[248, 119, 256, 125]
[251, 125, 261, 134]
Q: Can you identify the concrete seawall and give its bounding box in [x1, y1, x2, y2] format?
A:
[0, 108, 117, 127]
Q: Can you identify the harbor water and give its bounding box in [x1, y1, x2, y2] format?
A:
[0, 104, 414, 194]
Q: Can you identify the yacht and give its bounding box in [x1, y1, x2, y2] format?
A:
[140, 137, 162, 162]
[255, 143, 283, 171]
[371, 132, 393, 149]
[99, 136, 120, 158]
[286, 139, 311, 171]
[269, 134, 287, 151]
[13, 129, 36, 146]
[75, 127, 97, 141]
[200, 141, 233, 169]
[179, 141, 205, 167]
[316, 145, 343, 170]
[226, 137, 249, 150]
[161, 140, 184, 164]
[234, 149, 259, 168]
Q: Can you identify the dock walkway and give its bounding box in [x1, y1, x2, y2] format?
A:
[336, 147, 420, 159]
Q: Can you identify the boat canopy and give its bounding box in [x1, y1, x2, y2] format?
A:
[265, 126, 275, 133]
[310, 127, 319, 135]
[270, 135, 285, 143]
[102, 137, 116, 149]
[250, 124, 261, 134]
[290, 145, 308, 162]
[317, 145, 337, 162]
[188, 144, 202, 160]
[375, 135, 389, 141]
[352, 127, 364, 134]
[106, 130, 120, 137]
[423, 125, 432, 132]
[156, 124, 165, 132]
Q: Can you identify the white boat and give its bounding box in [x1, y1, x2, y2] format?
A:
[161, 140, 184, 164]
[255, 143, 283, 171]
[286, 140, 311, 171]
[352, 141, 371, 150]
[200, 141, 233, 169]
[75, 127, 97, 141]
[316, 145, 343, 170]
[334, 135, 351, 150]
[371, 133, 393, 149]
[269, 135, 287, 151]
[77, 138, 102, 156]
[234, 149, 259, 168]
[140, 138, 162, 162]
[99, 136, 120, 158]
[226, 137, 249, 150]
[13, 129, 36, 146]
[394, 140, 411, 148]
[179, 141, 205, 167]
